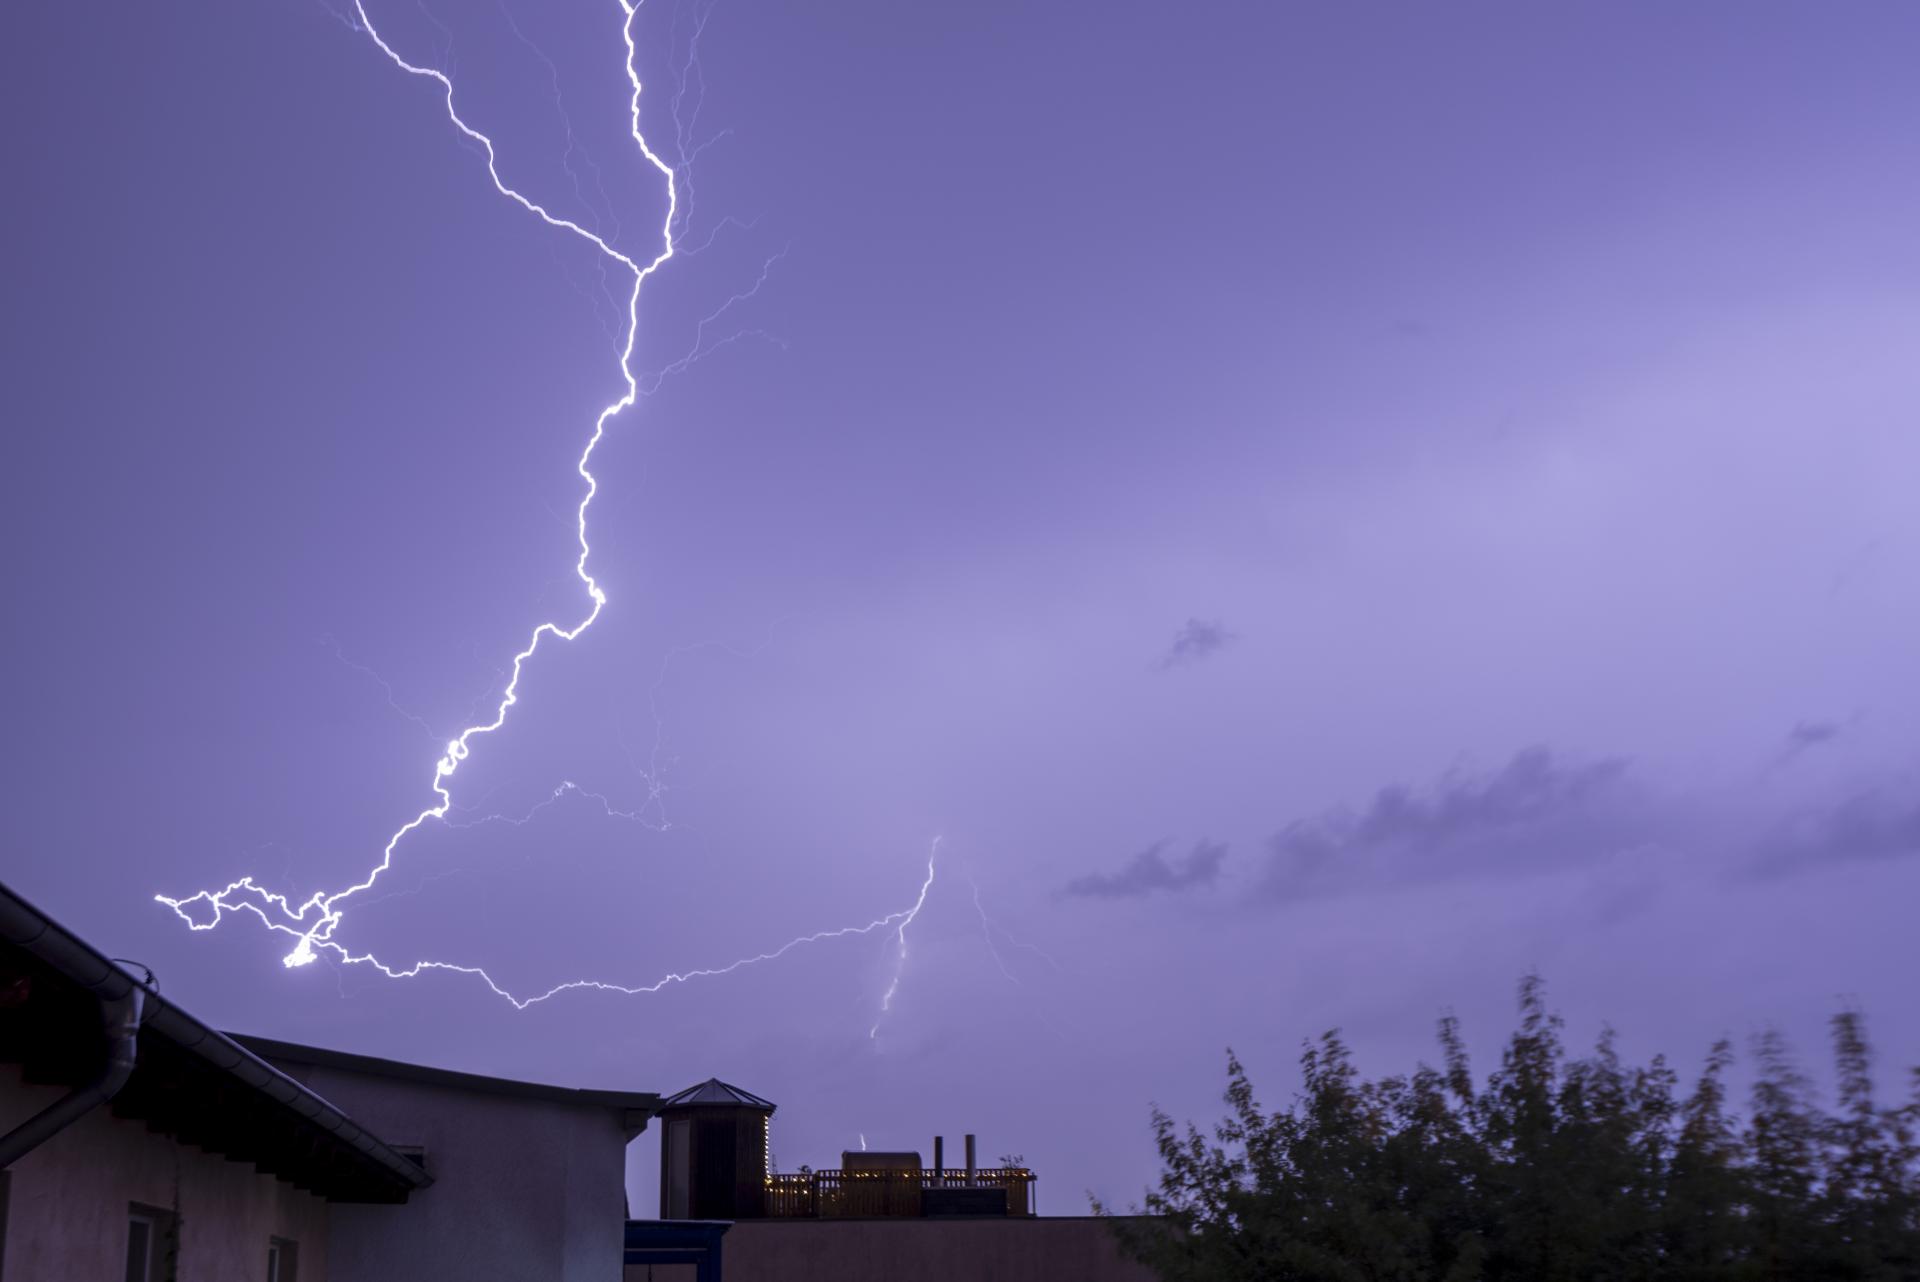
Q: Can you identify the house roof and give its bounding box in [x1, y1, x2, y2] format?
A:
[0, 881, 432, 1203]
[234, 1034, 662, 1126]
[658, 1077, 776, 1113]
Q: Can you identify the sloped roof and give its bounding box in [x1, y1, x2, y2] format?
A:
[0, 880, 432, 1203]
[658, 1077, 776, 1113]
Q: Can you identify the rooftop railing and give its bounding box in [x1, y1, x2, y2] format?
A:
[765, 1167, 1036, 1218]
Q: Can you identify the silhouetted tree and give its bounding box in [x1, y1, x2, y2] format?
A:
[1102, 977, 1920, 1281]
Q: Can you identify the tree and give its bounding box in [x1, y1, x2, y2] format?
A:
[1104, 977, 1920, 1281]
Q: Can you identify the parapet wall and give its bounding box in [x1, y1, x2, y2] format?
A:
[718, 1215, 1157, 1282]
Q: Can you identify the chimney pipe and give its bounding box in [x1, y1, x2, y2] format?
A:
[965, 1133, 976, 1182]
[933, 1135, 944, 1183]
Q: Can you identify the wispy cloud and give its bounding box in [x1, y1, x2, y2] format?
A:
[1787, 720, 1841, 750]
[1157, 618, 1234, 670]
[1063, 839, 1228, 899]
[1753, 786, 1920, 876]
[1784, 719, 1842, 759]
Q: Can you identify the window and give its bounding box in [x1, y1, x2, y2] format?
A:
[267, 1237, 298, 1282]
[124, 1205, 177, 1282]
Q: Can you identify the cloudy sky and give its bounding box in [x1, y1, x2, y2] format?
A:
[6, 0, 1920, 1210]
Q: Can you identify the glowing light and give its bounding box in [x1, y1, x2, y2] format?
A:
[155, 2, 935, 1010]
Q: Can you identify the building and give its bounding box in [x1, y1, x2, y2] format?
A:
[3, 875, 1154, 1282]
[0, 880, 657, 1282]
[237, 1035, 656, 1282]
[627, 1079, 1157, 1282]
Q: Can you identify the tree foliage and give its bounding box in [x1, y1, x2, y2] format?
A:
[1102, 979, 1920, 1281]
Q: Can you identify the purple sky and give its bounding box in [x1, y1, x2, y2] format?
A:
[6, 0, 1920, 1211]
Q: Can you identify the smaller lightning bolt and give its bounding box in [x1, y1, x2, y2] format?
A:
[676, 213, 758, 259]
[964, 870, 1071, 1040]
[638, 249, 788, 396]
[969, 875, 1019, 985]
[496, 0, 627, 350]
[663, 0, 731, 242]
[320, 634, 442, 746]
[440, 779, 665, 833]
[498, 0, 621, 241]
[967, 872, 1065, 979]
[870, 839, 939, 1040]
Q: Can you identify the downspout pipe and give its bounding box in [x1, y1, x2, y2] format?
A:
[0, 983, 144, 1168]
[0, 885, 430, 1195]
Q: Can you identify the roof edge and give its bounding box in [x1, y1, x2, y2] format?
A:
[233, 1034, 663, 1115]
[0, 883, 432, 1196]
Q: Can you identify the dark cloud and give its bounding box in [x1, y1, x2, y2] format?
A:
[1767, 718, 1853, 773]
[1260, 747, 1640, 900]
[1787, 720, 1841, 749]
[1063, 839, 1228, 899]
[1753, 788, 1920, 876]
[1157, 618, 1234, 670]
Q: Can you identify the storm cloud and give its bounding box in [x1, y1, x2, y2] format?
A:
[1753, 787, 1920, 876]
[1063, 839, 1228, 898]
[1260, 747, 1642, 900]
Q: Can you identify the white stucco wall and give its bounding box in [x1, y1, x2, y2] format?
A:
[0, 1063, 331, 1280]
[276, 1061, 630, 1282]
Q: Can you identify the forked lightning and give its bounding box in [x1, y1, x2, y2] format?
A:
[158, 0, 933, 1017]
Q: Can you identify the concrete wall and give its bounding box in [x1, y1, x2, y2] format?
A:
[0, 1063, 330, 1280]
[719, 1217, 1159, 1282]
[279, 1062, 629, 1282]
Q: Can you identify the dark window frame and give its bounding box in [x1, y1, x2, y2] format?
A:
[267, 1235, 298, 1282]
[126, 1203, 179, 1282]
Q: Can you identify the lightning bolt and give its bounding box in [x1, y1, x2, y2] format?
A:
[156, 1, 935, 1014]
[159, 0, 664, 974]
[970, 875, 1020, 985]
[870, 840, 939, 1039]
[967, 872, 1064, 979]
[965, 868, 1071, 1040]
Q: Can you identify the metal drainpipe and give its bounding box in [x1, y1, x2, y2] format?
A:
[0, 985, 144, 1168]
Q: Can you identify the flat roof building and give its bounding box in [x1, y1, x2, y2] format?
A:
[239, 1035, 657, 1282]
[632, 1078, 1157, 1282]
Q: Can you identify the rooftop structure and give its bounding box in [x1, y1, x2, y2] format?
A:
[658, 1078, 776, 1112]
[655, 1079, 1036, 1222]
